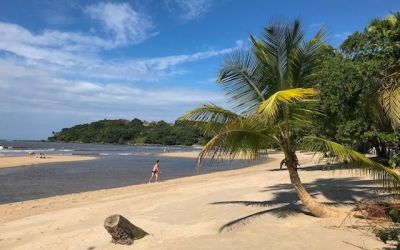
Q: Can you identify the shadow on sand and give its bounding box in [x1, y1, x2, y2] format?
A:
[268, 163, 350, 172]
[210, 174, 378, 232]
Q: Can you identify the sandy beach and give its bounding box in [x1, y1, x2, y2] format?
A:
[0, 152, 384, 249]
[0, 155, 97, 169]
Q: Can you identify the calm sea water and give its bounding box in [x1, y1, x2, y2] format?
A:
[0, 141, 259, 204]
[0, 140, 200, 157]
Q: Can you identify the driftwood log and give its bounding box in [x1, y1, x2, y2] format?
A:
[104, 214, 149, 245]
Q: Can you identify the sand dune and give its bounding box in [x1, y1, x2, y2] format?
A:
[0, 152, 384, 249]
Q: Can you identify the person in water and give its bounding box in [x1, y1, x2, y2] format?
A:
[148, 160, 161, 183]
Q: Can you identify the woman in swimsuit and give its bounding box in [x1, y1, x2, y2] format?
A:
[148, 160, 161, 183]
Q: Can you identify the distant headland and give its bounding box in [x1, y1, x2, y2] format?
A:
[48, 118, 208, 146]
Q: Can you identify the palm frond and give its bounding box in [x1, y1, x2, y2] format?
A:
[380, 87, 400, 129]
[251, 19, 304, 90]
[257, 88, 319, 119]
[217, 50, 265, 113]
[260, 20, 287, 80]
[289, 27, 325, 87]
[299, 136, 400, 190]
[179, 104, 240, 135]
[198, 117, 277, 165]
[288, 103, 323, 129]
[362, 87, 389, 125]
[380, 70, 400, 130]
[249, 36, 281, 98]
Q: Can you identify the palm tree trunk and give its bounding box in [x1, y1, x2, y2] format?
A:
[285, 153, 345, 217]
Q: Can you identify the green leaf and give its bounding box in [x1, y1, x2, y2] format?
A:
[299, 136, 400, 190]
[198, 116, 277, 164]
[179, 104, 240, 135]
[257, 88, 319, 120]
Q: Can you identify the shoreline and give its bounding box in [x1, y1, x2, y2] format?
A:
[157, 151, 200, 158]
[0, 155, 97, 169]
[8, 140, 203, 147]
[156, 150, 280, 159]
[0, 155, 275, 223]
[0, 152, 384, 249]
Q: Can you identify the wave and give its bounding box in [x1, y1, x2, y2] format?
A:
[0, 148, 56, 153]
[117, 153, 134, 156]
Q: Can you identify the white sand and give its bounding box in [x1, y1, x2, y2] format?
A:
[0, 152, 384, 249]
[0, 155, 97, 169]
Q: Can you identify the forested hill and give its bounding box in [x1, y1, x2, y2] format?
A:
[48, 118, 208, 146]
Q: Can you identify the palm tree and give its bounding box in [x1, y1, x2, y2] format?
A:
[180, 19, 400, 218]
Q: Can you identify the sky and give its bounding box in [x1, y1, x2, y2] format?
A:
[0, 0, 399, 140]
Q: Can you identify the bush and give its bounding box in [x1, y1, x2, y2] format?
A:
[389, 153, 400, 168]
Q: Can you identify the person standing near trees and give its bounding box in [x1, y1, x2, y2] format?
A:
[148, 160, 161, 183]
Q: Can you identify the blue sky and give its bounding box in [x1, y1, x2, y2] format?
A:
[0, 0, 399, 140]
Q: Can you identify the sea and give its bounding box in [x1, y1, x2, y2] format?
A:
[0, 141, 259, 204]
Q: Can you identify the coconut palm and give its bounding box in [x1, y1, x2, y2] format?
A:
[180, 19, 400, 218]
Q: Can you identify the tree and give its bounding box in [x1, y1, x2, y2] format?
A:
[180, 19, 400, 217]
[341, 13, 400, 131]
[48, 118, 207, 145]
[311, 46, 388, 154]
[342, 12, 400, 61]
[307, 14, 400, 158]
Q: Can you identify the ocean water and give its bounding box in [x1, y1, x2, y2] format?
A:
[0, 140, 199, 157]
[0, 141, 260, 204]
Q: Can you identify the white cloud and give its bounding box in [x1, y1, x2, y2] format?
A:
[81, 39, 244, 81]
[0, 59, 224, 117]
[136, 46, 235, 70]
[331, 31, 351, 41]
[85, 2, 155, 44]
[0, 22, 111, 50]
[0, 2, 155, 68]
[0, 20, 241, 81]
[167, 0, 214, 21]
[0, 22, 107, 66]
[0, 4, 241, 139]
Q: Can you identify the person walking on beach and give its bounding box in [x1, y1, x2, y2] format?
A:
[148, 160, 161, 183]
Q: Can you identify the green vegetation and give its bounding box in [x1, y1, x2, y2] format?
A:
[48, 118, 207, 146]
[313, 13, 400, 157]
[180, 16, 400, 218]
[373, 206, 400, 248]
